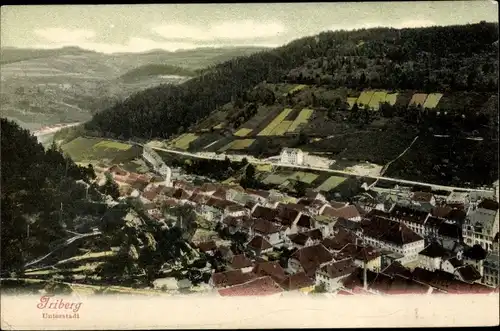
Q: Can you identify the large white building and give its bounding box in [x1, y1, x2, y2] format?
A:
[463, 199, 499, 252]
[280, 148, 304, 165]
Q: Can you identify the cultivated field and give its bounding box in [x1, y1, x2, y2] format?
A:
[316, 175, 348, 191]
[288, 108, 314, 133]
[168, 133, 199, 150]
[257, 108, 293, 136]
[368, 91, 388, 110]
[423, 93, 443, 109]
[61, 137, 141, 164]
[356, 90, 375, 108]
[409, 93, 428, 107]
[234, 128, 253, 137]
[219, 139, 255, 151]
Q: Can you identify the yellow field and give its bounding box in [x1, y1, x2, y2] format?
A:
[356, 90, 375, 107]
[347, 97, 358, 110]
[219, 139, 255, 151]
[258, 108, 293, 136]
[409, 93, 428, 107]
[256, 164, 273, 172]
[93, 140, 131, 151]
[317, 176, 347, 191]
[385, 93, 398, 106]
[288, 108, 314, 132]
[288, 84, 307, 95]
[423, 93, 443, 109]
[172, 133, 198, 150]
[234, 128, 253, 137]
[270, 120, 293, 136]
[369, 91, 388, 110]
[213, 123, 225, 130]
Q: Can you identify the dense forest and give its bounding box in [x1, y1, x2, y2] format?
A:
[85, 22, 498, 140]
[0, 118, 101, 274]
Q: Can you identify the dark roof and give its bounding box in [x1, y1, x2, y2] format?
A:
[196, 241, 217, 252]
[200, 183, 218, 192]
[431, 206, 452, 219]
[389, 205, 429, 225]
[419, 242, 448, 258]
[366, 209, 390, 218]
[206, 197, 238, 210]
[252, 218, 282, 235]
[318, 258, 357, 279]
[425, 216, 445, 229]
[360, 216, 424, 245]
[212, 187, 229, 199]
[290, 244, 334, 277]
[447, 257, 464, 268]
[412, 191, 434, 203]
[321, 228, 357, 251]
[252, 205, 279, 220]
[304, 228, 323, 241]
[478, 199, 499, 211]
[297, 198, 314, 206]
[189, 193, 210, 204]
[455, 265, 482, 283]
[252, 261, 287, 282]
[330, 201, 348, 209]
[247, 235, 273, 251]
[463, 244, 487, 261]
[275, 204, 301, 226]
[411, 267, 493, 294]
[211, 269, 257, 288]
[217, 276, 283, 297]
[288, 232, 310, 246]
[437, 222, 462, 240]
[335, 244, 381, 262]
[381, 261, 412, 279]
[333, 218, 362, 232]
[280, 272, 315, 291]
[296, 214, 313, 229]
[447, 209, 467, 222]
[230, 254, 253, 269]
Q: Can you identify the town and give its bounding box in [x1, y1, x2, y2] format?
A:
[77, 145, 500, 296]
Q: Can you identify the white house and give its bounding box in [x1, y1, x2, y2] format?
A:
[359, 216, 425, 265]
[315, 258, 358, 293]
[417, 242, 449, 271]
[280, 148, 304, 165]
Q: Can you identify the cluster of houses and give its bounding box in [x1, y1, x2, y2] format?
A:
[97, 147, 499, 296]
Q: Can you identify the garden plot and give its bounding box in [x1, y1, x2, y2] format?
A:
[423, 93, 443, 109]
[287, 108, 314, 132]
[347, 97, 359, 110]
[409, 93, 428, 107]
[219, 139, 255, 151]
[258, 108, 293, 136]
[170, 133, 199, 150]
[316, 175, 348, 192]
[234, 128, 253, 137]
[368, 91, 388, 110]
[384, 93, 398, 106]
[356, 90, 375, 108]
[270, 120, 293, 136]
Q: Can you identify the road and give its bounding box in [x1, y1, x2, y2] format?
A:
[138, 140, 495, 193]
[24, 231, 102, 268]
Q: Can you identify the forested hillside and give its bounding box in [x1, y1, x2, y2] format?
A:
[0, 118, 99, 273]
[85, 22, 498, 140]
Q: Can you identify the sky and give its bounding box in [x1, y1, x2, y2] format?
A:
[1, 2, 498, 54]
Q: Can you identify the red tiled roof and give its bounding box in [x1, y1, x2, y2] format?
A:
[330, 201, 348, 209]
[291, 244, 334, 277]
[173, 188, 191, 200]
[217, 276, 283, 297]
[280, 272, 315, 291]
[411, 267, 493, 294]
[252, 218, 281, 235]
[212, 187, 228, 199]
[380, 261, 412, 279]
[246, 189, 270, 199]
[335, 244, 381, 263]
[200, 183, 218, 192]
[247, 235, 273, 251]
[322, 205, 361, 220]
[288, 232, 310, 246]
[252, 205, 279, 220]
[321, 228, 357, 251]
[108, 165, 128, 176]
[211, 269, 257, 288]
[142, 185, 166, 201]
[252, 261, 287, 282]
[230, 254, 253, 269]
[318, 258, 357, 279]
[361, 216, 423, 245]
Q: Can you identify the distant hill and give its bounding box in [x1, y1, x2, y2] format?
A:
[119, 64, 195, 83]
[0, 46, 268, 129]
[83, 22, 498, 187]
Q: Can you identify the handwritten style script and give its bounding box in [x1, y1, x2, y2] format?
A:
[37, 295, 83, 313]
